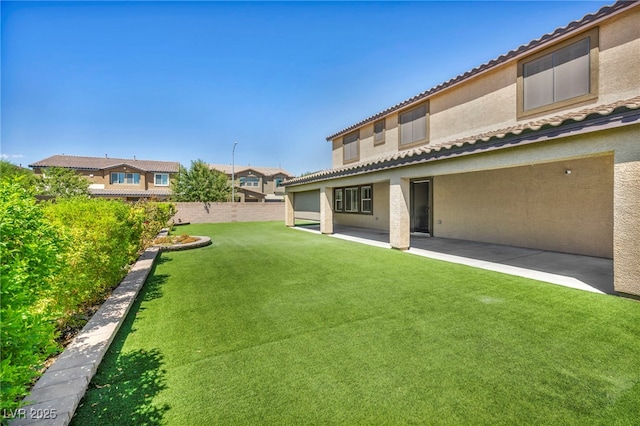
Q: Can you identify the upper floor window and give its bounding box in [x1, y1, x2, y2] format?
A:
[154, 173, 169, 186]
[274, 178, 284, 187]
[343, 131, 359, 163]
[399, 103, 428, 147]
[374, 120, 385, 145]
[518, 28, 598, 117]
[111, 172, 140, 185]
[240, 176, 259, 187]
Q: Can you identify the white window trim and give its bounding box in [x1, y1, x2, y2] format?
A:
[334, 185, 373, 215]
[154, 173, 170, 187]
[360, 185, 372, 213]
[344, 187, 359, 213]
[110, 172, 140, 185]
[240, 176, 260, 187]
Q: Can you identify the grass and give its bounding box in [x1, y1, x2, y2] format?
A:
[72, 222, 640, 425]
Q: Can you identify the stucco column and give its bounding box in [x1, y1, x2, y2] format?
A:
[389, 176, 410, 250]
[284, 191, 295, 227]
[613, 160, 640, 296]
[320, 186, 334, 235]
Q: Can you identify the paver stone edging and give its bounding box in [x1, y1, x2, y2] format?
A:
[156, 235, 211, 252]
[9, 245, 161, 426]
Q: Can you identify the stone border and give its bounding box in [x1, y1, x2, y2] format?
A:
[10, 247, 161, 426]
[156, 236, 211, 252]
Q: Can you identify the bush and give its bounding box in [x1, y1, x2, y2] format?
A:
[41, 198, 143, 321]
[0, 179, 63, 413]
[1, 193, 174, 413]
[131, 201, 176, 248]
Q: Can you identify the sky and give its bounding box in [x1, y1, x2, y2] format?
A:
[1, 0, 613, 176]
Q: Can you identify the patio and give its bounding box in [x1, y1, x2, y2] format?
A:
[295, 224, 614, 295]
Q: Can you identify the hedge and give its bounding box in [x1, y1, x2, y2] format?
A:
[0, 177, 175, 415]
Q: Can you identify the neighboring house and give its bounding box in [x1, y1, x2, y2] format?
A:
[209, 164, 293, 202]
[29, 154, 180, 201]
[284, 1, 640, 296]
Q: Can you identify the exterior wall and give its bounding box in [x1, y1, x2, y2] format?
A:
[34, 167, 176, 192]
[598, 9, 640, 104]
[613, 159, 640, 296]
[354, 116, 401, 164]
[429, 63, 515, 145]
[329, 6, 640, 168]
[235, 170, 265, 194]
[289, 124, 639, 294]
[226, 171, 290, 202]
[172, 202, 284, 224]
[432, 155, 614, 258]
[334, 182, 390, 231]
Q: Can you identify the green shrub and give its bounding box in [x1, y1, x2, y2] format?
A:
[0, 179, 63, 413]
[42, 198, 142, 321]
[131, 201, 176, 248]
[1, 194, 174, 413]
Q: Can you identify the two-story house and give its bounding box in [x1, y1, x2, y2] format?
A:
[29, 154, 180, 201]
[209, 164, 293, 202]
[284, 1, 640, 296]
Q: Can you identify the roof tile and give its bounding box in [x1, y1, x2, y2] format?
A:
[29, 155, 180, 173]
[287, 96, 640, 186]
[209, 164, 294, 177]
[325, 1, 637, 141]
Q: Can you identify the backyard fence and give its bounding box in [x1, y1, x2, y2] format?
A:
[172, 202, 285, 224]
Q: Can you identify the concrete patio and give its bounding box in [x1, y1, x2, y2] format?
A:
[294, 224, 614, 295]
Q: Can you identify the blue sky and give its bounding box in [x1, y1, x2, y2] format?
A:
[1, 0, 612, 176]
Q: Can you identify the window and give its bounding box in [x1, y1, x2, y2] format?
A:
[154, 173, 169, 186]
[274, 178, 284, 187]
[361, 186, 372, 213]
[518, 29, 598, 116]
[374, 120, 385, 145]
[345, 187, 359, 213]
[334, 185, 372, 214]
[343, 131, 359, 163]
[399, 103, 428, 146]
[334, 188, 344, 212]
[111, 172, 140, 185]
[239, 176, 259, 187]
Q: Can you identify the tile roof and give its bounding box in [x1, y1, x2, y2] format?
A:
[286, 96, 640, 186]
[29, 155, 180, 173]
[238, 187, 266, 198]
[326, 0, 637, 141]
[209, 164, 294, 177]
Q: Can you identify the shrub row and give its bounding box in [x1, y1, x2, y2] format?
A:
[0, 178, 175, 415]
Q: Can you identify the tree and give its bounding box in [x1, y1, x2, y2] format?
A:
[0, 160, 37, 188]
[172, 159, 232, 202]
[37, 167, 90, 198]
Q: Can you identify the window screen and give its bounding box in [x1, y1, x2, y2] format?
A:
[523, 37, 590, 111]
[400, 104, 427, 145]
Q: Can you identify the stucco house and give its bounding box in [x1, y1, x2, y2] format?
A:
[209, 164, 293, 202]
[284, 1, 640, 296]
[30, 154, 180, 201]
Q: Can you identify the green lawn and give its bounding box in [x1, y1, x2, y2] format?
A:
[72, 222, 640, 425]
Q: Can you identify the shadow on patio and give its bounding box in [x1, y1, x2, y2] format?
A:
[294, 223, 614, 295]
